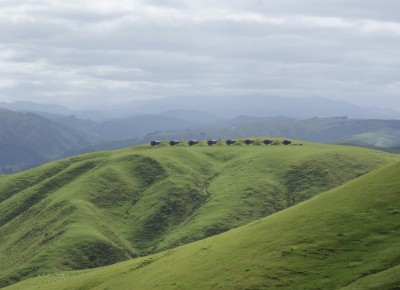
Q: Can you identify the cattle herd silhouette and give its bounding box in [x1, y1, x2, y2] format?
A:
[150, 139, 294, 146]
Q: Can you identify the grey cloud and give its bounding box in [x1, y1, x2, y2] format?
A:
[0, 0, 399, 110]
[202, 0, 400, 22]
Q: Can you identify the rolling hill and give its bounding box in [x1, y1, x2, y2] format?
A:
[0, 140, 399, 288]
[5, 150, 400, 290]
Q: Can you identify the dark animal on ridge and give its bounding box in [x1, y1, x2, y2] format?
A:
[188, 140, 199, 146]
[263, 139, 273, 145]
[169, 140, 180, 146]
[150, 141, 162, 146]
[244, 139, 254, 145]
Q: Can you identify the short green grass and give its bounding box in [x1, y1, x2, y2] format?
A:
[0, 138, 399, 287]
[6, 159, 400, 290]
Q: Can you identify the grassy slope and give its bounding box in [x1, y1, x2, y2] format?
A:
[0, 139, 399, 287]
[6, 159, 400, 290]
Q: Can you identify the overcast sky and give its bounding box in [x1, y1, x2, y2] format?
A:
[0, 0, 399, 109]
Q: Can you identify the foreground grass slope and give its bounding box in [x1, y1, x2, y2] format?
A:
[0, 140, 399, 287]
[8, 161, 400, 290]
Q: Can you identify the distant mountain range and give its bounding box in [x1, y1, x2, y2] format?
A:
[0, 101, 74, 116]
[1, 95, 400, 120]
[0, 109, 99, 173]
[2, 96, 400, 173]
[108, 95, 400, 119]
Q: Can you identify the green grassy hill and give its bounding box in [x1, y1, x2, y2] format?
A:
[6, 160, 400, 290]
[0, 139, 399, 288]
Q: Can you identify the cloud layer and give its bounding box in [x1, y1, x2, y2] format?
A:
[0, 0, 399, 109]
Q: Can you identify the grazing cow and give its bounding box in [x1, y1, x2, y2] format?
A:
[226, 139, 236, 145]
[188, 140, 199, 146]
[169, 140, 180, 146]
[207, 140, 218, 146]
[282, 140, 292, 145]
[244, 139, 255, 145]
[263, 139, 273, 145]
[150, 141, 162, 146]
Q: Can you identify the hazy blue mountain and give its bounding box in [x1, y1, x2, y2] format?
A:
[0, 101, 113, 121]
[3, 96, 399, 121]
[48, 110, 222, 141]
[211, 115, 292, 129]
[48, 115, 99, 136]
[0, 101, 74, 116]
[0, 109, 97, 173]
[90, 114, 203, 141]
[103, 96, 400, 120]
[159, 109, 222, 124]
